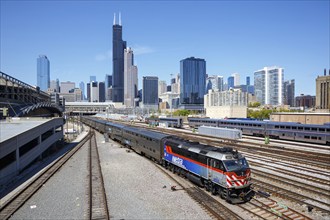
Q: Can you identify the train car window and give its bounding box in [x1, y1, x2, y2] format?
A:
[292, 127, 297, 129]
[327, 129, 330, 132]
[319, 128, 325, 132]
[318, 137, 322, 140]
[311, 136, 317, 140]
[219, 162, 225, 171]
[311, 128, 317, 131]
[305, 127, 310, 131]
[280, 126, 284, 129]
[213, 160, 218, 168]
[304, 136, 310, 139]
[285, 126, 290, 129]
[298, 127, 303, 130]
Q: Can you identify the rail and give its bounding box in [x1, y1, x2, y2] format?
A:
[0, 131, 92, 219]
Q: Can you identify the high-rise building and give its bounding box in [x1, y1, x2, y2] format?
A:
[112, 13, 127, 102]
[246, 76, 250, 86]
[90, 76, 96, 82]
[50, 79, 60, 92]
[180, 57, 206, 110]
[87, 81, 106, 102]
[316, 69, 330, 109]
[284, 79, 295, 107]
[79, 81, 85, 100]
[232, 73, 240, 86]
[218, 76, 224, 92]
[171, 73, 180, 94]
[60, 81, 75, 94]
[254, 66, 284, 105]
[124, 47, 138, 107]
[143, 76, 158, 109]
[90, 81, 99, 102]
[206, 75, 220, 92]
[105, 74, 112, 89]
[37, 55, 50, 91]
[99, 82, 105, 102]
[158, 80, 167, 96]
[227, 76, 234, 89]
[105, 74, 112, 101]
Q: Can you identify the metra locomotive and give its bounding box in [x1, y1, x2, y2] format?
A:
[81, 116, 254, 203]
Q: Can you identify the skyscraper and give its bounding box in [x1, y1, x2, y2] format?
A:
[143, 76, 158, 109]
[254, 66, 284, 105]
[90, 76, 96, 82]
[79, 81, 85, 100]
[218, 76, 224, 92]
[105, 74, 112, 101]
[124, 47, 138, 107]
[158, 80, 167, 96]
[227, 76, 234, 89]
[246, 76, 250, 86]
[284, 79, 295, 106]
[180, 57, 206, 110]
[37, 55, 50, 91]
[231, 73, 240, 86]
[206, 75, 220, 92]
[49, 79, 60, 92]
[60, 81, 75, 93]
[112, 13, 127, 102]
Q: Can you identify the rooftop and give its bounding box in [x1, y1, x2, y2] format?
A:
[0, 118, 52, 143]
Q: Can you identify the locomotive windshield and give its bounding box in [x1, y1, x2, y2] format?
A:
[223, 158, 249, 172]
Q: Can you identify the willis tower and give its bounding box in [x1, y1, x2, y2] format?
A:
[112, 13, 127, 102]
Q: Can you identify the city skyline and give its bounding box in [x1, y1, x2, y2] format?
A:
[1, 1, 329, 96]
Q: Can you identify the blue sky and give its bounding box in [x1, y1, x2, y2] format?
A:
[1, 1, 329, 96]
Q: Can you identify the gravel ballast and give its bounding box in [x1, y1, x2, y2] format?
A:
[10, 131, 89, 219]
[96, 132, 211, 219]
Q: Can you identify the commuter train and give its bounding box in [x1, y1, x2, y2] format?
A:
[145, 117, 183, 128]
[81, 116, 254, 203]
[188, 117, 330, 145]
[159, 117, 183, 128]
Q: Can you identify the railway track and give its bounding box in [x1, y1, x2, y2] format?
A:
[0, 131, 92, 220]
[91, 118, 330, 219]
[88, 131, 109, 220]
[154, 164, 243, 220]
[252, 168, 330, 198]
[239, 196, 313, 220]
[253, 179, 330, 214]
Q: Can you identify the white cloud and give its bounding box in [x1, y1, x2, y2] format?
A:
[95, 50, 112, 61]
[131, 45, 155, 55]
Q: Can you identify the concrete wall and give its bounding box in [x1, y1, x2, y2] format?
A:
[270, 113, 330, 124]
[205, 106, 247, 118]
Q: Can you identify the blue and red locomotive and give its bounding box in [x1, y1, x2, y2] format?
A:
[81, 116, 254, 203]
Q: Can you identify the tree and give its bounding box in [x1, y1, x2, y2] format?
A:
[173, 109, 191, 116]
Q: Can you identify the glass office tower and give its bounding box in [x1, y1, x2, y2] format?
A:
[142, 76, 158, 109]
[112, 13, 127, 102]
[37, 55, 50, 91]
[179, 57, 206, 110]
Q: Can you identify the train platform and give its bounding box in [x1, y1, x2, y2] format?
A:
[0, 129, 89, 208]
[0, 117, 64, 186]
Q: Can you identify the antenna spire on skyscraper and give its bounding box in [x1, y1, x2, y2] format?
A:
[119, 12, 121, 26]
[113, 13, 116, 25]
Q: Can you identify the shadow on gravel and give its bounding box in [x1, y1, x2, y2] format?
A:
[0, 140, 80, 200]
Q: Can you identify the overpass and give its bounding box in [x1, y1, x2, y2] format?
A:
[0, 71, 62, 117]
